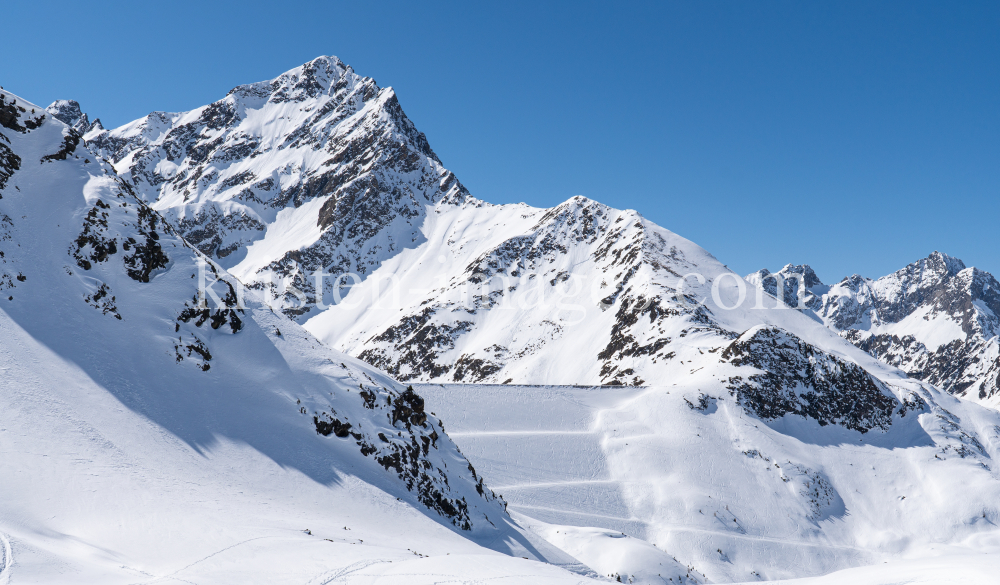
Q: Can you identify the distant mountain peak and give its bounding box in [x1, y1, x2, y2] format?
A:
[758, 250, 1000, 404]
[45, 99, 83, 124]
[45, 99, 98, 134]
[745, 264, 828, 315]
[777, 264, 823, 287]
[911, 250, 966, 280]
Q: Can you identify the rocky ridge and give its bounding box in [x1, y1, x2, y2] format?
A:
[749, 252, 1000, 405]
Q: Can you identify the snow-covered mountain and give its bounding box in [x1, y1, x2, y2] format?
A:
[0, 88, 599, 583]
[74, 56, 931, 389]
[26, 55, 1000, 583]
[749, 252, 1000, 407]
[83, 56, 466, 322]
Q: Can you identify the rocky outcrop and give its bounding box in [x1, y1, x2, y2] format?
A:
[721, 326, 903, 433]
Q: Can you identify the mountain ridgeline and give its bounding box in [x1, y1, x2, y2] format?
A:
[748, 252, 1000, 406]
[65, 56, 942, 421]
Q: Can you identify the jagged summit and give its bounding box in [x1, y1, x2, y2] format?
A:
[227, 55, 353, 102]
[45, 99, 83, 124]
[922, 250, 967, 275]
[45, 98, 102, 134]
[746, 263, 822, 284]
[86, 56, 467, 322]
[745, 263, 828, 313]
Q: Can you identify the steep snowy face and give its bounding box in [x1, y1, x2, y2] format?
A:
[751, 252, 1000, 405]
[85, 56, 468, 321]
[0, 89, 506, 539]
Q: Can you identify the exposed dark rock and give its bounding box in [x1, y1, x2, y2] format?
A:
[84, 282, 121, 320]
[313, 414, 352, 438]
[310, 380, 492, 530]
[174, 334, 213, 371]
[176, 272, 244, 334]
[722, 326, 899, 433]
[71, 199, 117, 270]
[40, 129, 81, 163]
[0, 94, 27, 133]
[123, 203, 169, 283]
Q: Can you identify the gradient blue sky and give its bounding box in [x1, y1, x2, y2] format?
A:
[5, 1, 997, 282]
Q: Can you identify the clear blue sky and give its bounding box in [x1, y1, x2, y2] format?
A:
[5, 1, 998, 282]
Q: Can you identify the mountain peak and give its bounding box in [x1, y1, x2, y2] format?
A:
[88, 56, 465, 321]
[778, 263, 823, 287]
[747, 264, 824, 289]
[45, 99, 83, 125]
[924, 250, 966, 275]
[226, 55, 361, 104]
[45, 99, 97, 134]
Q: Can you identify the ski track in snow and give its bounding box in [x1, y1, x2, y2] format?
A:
[305, 559, 393, 585]
[137, 536, 275, 584]
[416, 384, 641, 534]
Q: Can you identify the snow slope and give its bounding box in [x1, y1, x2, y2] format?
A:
[417, 382, 1000, 584]
[0, 89, 596, 583]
